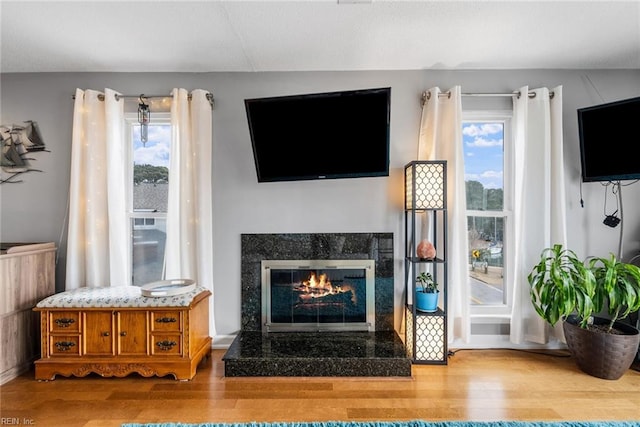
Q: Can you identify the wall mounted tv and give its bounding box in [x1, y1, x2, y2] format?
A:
[578, 96, 640, 182]
[245, 87, 391, 182]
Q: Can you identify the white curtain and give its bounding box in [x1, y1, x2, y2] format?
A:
[66, 88, 130, 289]
[164, 88, 216, 335]
[510, 86, 566, 344]
[418, 86, 470, 343]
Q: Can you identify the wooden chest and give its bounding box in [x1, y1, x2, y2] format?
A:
[33, 286, 211, 381]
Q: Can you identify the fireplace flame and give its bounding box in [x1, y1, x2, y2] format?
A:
[296, 272, 355, 304]
[305, 272, 333, 291]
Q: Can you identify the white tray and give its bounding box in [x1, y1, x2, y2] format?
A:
[140, 279, 196, 297]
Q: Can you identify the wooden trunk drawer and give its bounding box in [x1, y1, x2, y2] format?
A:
[49, 335, 81, 356]
[50, 312, 80, 333]
[151, 311, 182, 332]
[151, 334, 182, 356]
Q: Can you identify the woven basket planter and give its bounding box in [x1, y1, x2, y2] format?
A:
[563, 314, 640, 380]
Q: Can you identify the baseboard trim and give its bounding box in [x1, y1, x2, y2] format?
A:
[212, 334, 235, 349]
[1, 360, 34, 385]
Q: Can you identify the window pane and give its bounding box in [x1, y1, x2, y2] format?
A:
[132, 218, 166, 286]
[463, 122, 504, 211]
[468, 215, 504, 305]
[132, 124, 171, 213]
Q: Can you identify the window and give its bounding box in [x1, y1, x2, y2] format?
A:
[462, 111, 513, 316]
[126, 114, 171, 286]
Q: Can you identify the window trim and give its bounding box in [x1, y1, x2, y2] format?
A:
[463, 110, 514, 318]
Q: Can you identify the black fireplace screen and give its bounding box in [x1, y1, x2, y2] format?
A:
[262, 260, 375, 332]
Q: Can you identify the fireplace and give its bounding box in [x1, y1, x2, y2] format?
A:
[261, 260, 375, 332]
[222, 233, 411, 377]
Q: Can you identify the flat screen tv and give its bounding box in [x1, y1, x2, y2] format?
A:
[578, 96, 640, 182]
[245, 87, 391, 182]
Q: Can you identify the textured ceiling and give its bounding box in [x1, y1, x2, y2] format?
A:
[1, 0, 639, 73]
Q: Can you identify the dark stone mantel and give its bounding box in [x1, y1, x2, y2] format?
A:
[240, 232, 395, 332]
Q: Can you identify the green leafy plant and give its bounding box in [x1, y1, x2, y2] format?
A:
[529, 244, 640, 332]
[586, 253, 640, 332]
[416, 272, 438, 293]
[528, 244, 596, 328]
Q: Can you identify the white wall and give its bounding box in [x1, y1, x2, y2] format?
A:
[1, 69, 639, 346]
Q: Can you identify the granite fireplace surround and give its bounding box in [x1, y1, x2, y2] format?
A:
[222, 233, 411, 377]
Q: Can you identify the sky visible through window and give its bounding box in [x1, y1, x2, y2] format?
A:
[462, 122, 503, 190]
[132, 124, 171, 167]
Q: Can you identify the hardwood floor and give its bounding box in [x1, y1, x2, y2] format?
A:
[1, 349, 639, 427]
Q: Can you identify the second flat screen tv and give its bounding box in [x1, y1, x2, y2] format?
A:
[245, 87, 391, 182]
[578, 96, 640, 182]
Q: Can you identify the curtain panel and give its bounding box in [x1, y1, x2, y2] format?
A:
[164, 88, 216, 336]
[418, 86, 470, 344]
[510, 86, 566, 344]
[66, 88, 130, 289]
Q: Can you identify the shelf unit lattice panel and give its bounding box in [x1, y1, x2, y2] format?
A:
[405, 306, 446, 363]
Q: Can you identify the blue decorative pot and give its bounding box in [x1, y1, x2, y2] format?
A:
[416, 291, 439, 312]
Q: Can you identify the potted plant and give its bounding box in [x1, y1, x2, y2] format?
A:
[528, 244, 640, 380]
[416, 271, 439, 312]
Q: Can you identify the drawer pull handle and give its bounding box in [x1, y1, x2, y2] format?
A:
[102, 332, 110, 337]
[55, 341, 76, 351]
[156, 340, 177, 351]
[120, 331, 127, 337]
[54, 318, 75, 328]
[156, 317, 177, 323]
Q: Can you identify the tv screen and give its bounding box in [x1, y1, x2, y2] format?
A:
[245, 87, 391, 182]
[578, 96, 640, 182]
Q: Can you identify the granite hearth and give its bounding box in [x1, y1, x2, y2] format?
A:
[222, 233, 411, 377]
[223, 330, 410, 377]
